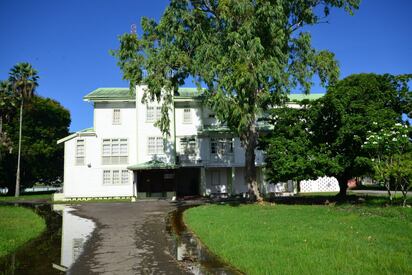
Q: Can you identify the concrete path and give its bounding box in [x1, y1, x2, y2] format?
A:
[68, 201, 190, 275]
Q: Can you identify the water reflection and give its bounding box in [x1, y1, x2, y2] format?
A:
[0, 204, 95, 275]
[167, 206, 242, 275]
[53, 205, 95, 271]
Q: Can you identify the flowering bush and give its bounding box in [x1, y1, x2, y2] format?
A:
[363, 123, 412, 205]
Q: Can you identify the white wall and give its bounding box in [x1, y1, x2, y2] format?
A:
[63, 136, 134, 198]
[135, 85, 174, 164]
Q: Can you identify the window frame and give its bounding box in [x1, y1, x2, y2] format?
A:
[147, 136, 164, 155]
[102, 138, 128, 165]
[112, 109, 121, 125]
[102, 169, 130, 185]
[183, 108, 192, 124]
[75, 139, 85, 166]
[146, 105, 162, 123]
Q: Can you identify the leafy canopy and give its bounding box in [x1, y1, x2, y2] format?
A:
[0, 96, 71, 189]
[262, 74, 411, 190]
[112, 0, 360, 136]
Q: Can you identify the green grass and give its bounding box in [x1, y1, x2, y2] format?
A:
[0, 194, 52, 202]
[0, 206, 46, 258]
[0, 194, 132, 204]
[184, 204, 412, 275]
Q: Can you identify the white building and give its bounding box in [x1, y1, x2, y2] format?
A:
[57, 86, 324, 200]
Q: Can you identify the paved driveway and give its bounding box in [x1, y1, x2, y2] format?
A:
[69, 201, 189, 275]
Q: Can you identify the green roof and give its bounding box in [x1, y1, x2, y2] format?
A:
[78, 127, 94, 133]
[83, 87, 323, 101]
[84, 88, 135, 101]
[287, 93, 324, 101]
[176, 87, 204, 97]
[127, 160, 178, 170]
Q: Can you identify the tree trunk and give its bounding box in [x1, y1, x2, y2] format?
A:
[15, 98, 23, 197]
[244, 120, 262, 202]
[336, 175, 348, 199]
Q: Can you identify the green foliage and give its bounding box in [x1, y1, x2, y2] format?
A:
[185, 204, 412, 274]
[260, 106, 340, 183]
[363, 123, 412, 205]
[0, 206, 46, 258]
[112, 0, 359, 198]
[262, 74, 411, 195]
[8, 63, 39, 100]
[0, 96, 71, 190]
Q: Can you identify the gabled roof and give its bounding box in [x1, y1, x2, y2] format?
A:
[57, 127, 95, 144]
[83, 88, 135, 101]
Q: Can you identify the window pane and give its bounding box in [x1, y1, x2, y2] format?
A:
[146, 106, 154, 122]
[113, 109, 121, 124]
[103, 170, 111, 185]
[156, 137, 164, 154]
[148, 137, 156, 154]
[112, 144, 119, 155]
[156, 106, 162, 120]
[121, 170, 129, 184]
[183, 108, 191, 123]
[102, 144, 110, 156]
[120, 143, 128, 155]
[112, 170, 120, 184]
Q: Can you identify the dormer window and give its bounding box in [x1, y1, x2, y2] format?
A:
[113, 109, 121, 125]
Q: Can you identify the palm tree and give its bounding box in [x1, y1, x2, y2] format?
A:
[8, 63, 39, 197]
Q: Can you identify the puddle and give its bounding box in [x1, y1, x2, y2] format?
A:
[0, 204, 95, 275]
[166, 205, 243, 275]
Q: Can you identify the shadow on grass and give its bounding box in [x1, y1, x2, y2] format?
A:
[204, 193, 408, 208]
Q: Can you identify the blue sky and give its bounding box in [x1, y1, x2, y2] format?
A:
[0, 0, 411, 132]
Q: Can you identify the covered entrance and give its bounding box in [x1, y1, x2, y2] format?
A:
[128, 160, 201, 198]
[128, 160, 178, 198]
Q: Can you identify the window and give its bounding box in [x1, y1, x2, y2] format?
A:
[183, 108, 192, 124]
[146, 105, 162, 122]
[103, 170, 111, 185]
[211, 138, 233, 155]
[148, 137, 164, 155]
[121, 170, 129, 184]
[112, 170, 120, 185]
[103, 170, 129, 185]
[75, 139, 85, 165]
[102, 138, 128, 165]
[180, 137, 197, 155]
[112, 109, 121, 125]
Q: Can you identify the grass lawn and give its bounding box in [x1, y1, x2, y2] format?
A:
[0, 194, 132, 204]
[0, 194, 52, 202]
[184, 204, 412, 275]
[0, 206, 46, 258]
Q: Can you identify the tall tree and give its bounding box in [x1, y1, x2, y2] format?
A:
[8, 63, 39, 197]
[0, 80, 15, 154]
[262, 73, 411, 198]
[112, 0, 360, 201]
[0, 96, 71, 192]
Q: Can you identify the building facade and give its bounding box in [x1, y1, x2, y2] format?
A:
[58, 86, 275, 199]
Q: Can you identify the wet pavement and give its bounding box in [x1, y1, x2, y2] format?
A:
[68, 201, 191, 275]
[0, 200, 240, 275]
